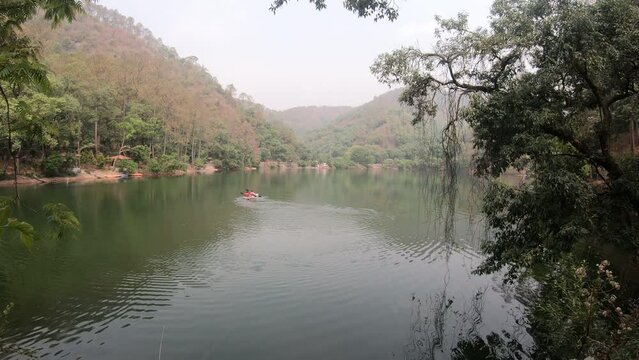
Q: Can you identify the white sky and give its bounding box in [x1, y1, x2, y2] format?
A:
[98, 0, 493, 110]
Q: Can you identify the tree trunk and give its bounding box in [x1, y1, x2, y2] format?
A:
[190, 123, 196, 164]
[632, 119, 637, 154]
[0, 85, 19, 200]
[162, 131, 167, 156]
[94, 117, 99, 154]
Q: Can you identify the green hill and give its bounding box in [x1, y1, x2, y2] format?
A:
[15, 3, 304, 172]
[303, 89, 450, 168]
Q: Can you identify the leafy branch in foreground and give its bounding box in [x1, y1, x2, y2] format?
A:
[0, 196, 79, 357]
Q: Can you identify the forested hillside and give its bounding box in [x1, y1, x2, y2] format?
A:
[303, 89, 461, 168]
[8, 2, 305, 175]
[266, 105, 352, 133]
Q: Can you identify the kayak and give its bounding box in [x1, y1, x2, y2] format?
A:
[240, 191, 261, 200]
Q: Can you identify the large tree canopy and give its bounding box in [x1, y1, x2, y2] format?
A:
[372, 0, 639, 276]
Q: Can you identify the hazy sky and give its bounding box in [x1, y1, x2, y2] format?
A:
[99, 0, 493, 110]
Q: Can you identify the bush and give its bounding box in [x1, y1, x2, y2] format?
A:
[41, 155, 74, 177]
[148, 159, 162, 174]
[397, 159, 416, 170]
[161, 154, 187, 172]
[117, 159, 138, 174]
[332, 157, 354, 169]
[130, 145, 151, 164]
[95, 153, 108, 169]
[382, 159, 396, 168]
[211, 159, 223, 169]
[532, 257, 639, 359]
[147, 154, 187, 174]
[79, 151, 96, 166]
[194, 158, 206, 170]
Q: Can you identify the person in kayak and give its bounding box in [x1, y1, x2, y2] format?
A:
[243, 189, 259, 198]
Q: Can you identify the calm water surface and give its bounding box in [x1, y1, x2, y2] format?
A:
[0, 170, 529, 359]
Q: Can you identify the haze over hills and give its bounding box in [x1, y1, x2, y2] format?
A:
[265, 106, 353, 133]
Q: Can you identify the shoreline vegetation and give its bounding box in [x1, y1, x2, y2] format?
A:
[0, 160, 506, 188]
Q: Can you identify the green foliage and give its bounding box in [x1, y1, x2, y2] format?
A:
[331, 156, 354, 169]
[41, 154, 73, 177]
[360, 0, 639, 356]
[371, 0, 639, 271]
[532, 257, 639, 359]
[0, 197, 77, 250]
[147, 159, 162, 174]
[147, 154, 187, 174]
[303, 90, 449, 168]
[79, 150, 96, 166]
[194, 158, 206, 170]
[270, 0, 398, 21]
[256, 121, 304, 163]
[348, 145, 374, 165]
[129, 145, 150, 164]
[117, 159, 137, 174]
[0, 2, 308, 180]
[211, 159, 222, 169]
[95, 152, 108, 169]
[42, 203, 80, 240]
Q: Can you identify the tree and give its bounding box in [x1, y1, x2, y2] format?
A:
[270, 0, 399, 21]
[371, 0, 639, 277]
[348, 145, 374, 165]
[291, 0, 639, 356]
[0, 0, 83, 197]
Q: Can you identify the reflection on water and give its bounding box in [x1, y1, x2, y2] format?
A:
[0, 170, 530, 359]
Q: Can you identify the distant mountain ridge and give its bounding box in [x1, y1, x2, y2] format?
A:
[266, 106, 353, 133]
[301, 88, 446, 166]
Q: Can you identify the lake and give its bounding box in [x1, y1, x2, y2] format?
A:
[0, 169, 530, 359]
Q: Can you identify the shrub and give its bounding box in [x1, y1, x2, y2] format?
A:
[148, 159, 162, 174]
[79, 151, 97, 166]
[382, 159, 396, 168]
[161, 154, 187, 172]
[332, 157, 354, 169]
[130, 145, 151, 164]
[95, 153, 108, 169]
[147, 154, 187, 174]
[117, 159, 138, 174]
[532, 257, 639, 359]
[211, 159, 223, 169]
[194, 158, 206, 170]
[41, 155, 73, 177]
